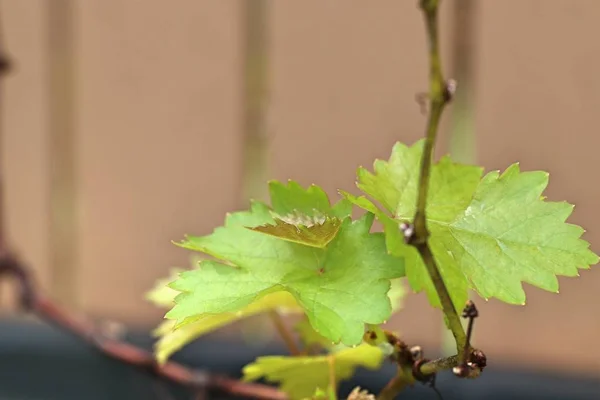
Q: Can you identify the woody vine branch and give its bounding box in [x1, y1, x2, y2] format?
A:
[410, 0, 466, 356]
[377, 2, 489, 398]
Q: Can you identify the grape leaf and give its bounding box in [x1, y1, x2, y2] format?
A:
[251, 211, 343, 248]
[167, 211, 403, 345]
[243, 344, 383, 400]
[152, 291, 301, 364]
[357, 141, 483, 222]
[164, 180, 403, 345]
[226, 181, 350, 231]
[340, 189, 467, 310]
[149, 275, 405, 364]
[225, 200, 275, 228]
[250, 181, 352, 247]
[295, 277, 405, 353]
[149, 181, 355, 362]
[351, 140, 599, 306]
[440, 163, 598, 303]
[388, 278, 406, 313]
[268, 180, 352, 218]
[305, 387, 337, 400]
[150, 277, 405, 364]
[295, 318, 334, 351]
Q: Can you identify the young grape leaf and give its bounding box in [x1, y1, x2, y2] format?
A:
[243, 344, 383, 400]
[149, 274, 405, 363]
[149, 274, 406, 363]
[295, 277, 405, 354]
[149, 180, 357, 362]
[388, 278, 406, 313]
[439, 163, 598, 303]
[166, 211, 403, 346]
[268, 180, 352, 218]
[305, 387, 337, 400]
[152, 291, 301, 364]
[251, 211, 343, 248]
[340, 189, 467, 310]
[352, 140, 599, 307]
[295, 318, 334, 352]
[249, 181, 352, 247]
[225, 200, 275, 228]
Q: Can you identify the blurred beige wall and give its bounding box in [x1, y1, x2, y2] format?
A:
[1, 0, 599, 376]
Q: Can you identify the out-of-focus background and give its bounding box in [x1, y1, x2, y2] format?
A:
[1, 0, 599, 385]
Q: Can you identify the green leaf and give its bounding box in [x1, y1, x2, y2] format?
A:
[251, 211, 343, 248]
[294, 276, 405, 354]
[295, 318, 334, 351]
[440, 163, 598, 303]
[341, 189, 455, 308]
[353, 140, 599, 307]
[243, 344, 383, 400]
[357, 140, 483, 223]
[167, 210, 404, 346]
[153, 291, 301, 364]
[247, 181, 352, 247]
[268, 180, 352, 219]
[388, 278, 406, 313]
[305, 387, 337, 400]
[225, 200, 275, 228]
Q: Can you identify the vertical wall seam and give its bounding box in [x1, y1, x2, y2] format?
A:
[47, 0, 78, 307]
[239, 0, 270, 205]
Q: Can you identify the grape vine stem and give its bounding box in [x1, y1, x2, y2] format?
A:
[419, 352, 484, 378]
[376, 367, 411, 400]
[412, 0, 467, 355]
[268, 310, 301, 356]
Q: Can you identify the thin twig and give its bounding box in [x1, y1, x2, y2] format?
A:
[411, 0, 467, 355]
[378, 2, 484, 397]
[420, 352, 484, 379]
[327, 355, 337, 396]
[0, 254, 287, 400]
[460, 301, 477, 367]
[452, 301, 482, 378]
[419, 354, 460, 375]
[376, 367, 412, 400]
[268, 310, 301, 356]
[411, 241, 466, 354]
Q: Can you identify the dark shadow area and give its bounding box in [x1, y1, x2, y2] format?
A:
[0, 319, 598, 400]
